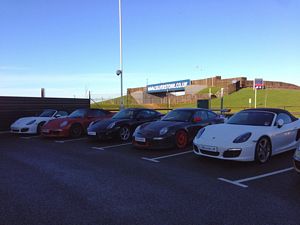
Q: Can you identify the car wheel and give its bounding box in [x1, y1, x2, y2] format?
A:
[70, 124, 83, 138]
[255, 137, 272, 163]
[37, 122, 45, 134]
[175, 130, 188, 149]
[119, 126, 131, 141]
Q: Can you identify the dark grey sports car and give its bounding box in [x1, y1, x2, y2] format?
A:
[87, 108, 163, 141]
[132, 108, 224, 149]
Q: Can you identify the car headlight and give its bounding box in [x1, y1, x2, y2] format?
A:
[60, 121, 68, 128]
[159, 127, 168, 136]
[233, 132, 252, 143]
[107, 122, 116, 129]
[26, 120, 36, 125]
[133, 125, 142, 136]
[195, 128, 205, 139]
[88, 121, 96, 128]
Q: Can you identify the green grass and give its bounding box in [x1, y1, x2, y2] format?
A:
[91, 95, 141, 110]
[210, 88, 300, 113]
[198, 86, 221, 95]
[91, 88, 300, 115]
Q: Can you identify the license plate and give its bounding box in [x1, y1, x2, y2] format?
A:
[135, 137, 146, 142]
[88, 131, 96, 136]
[42, 129, 50, 133]
[201, 145, 217, 152]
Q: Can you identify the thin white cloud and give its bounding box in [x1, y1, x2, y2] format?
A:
[0, 66, 30, 71]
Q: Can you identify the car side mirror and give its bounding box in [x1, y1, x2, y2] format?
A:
[55, 114, 61, 118]
[193, 117, 202, 123]
[277, 119, 284, 128]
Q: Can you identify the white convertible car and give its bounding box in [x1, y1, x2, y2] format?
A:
[10, 109, 68, 134]
[193, 108, 300, 163]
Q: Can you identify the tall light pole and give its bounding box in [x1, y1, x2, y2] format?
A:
[117, 0, 124, 109]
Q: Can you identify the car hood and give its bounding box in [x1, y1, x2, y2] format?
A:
[12, 117, 50, 126]
[198, 123, 271, 144]
[42, 117, 78, 129]
[88, 118, 131, 131]
[138, 120, 188, 136]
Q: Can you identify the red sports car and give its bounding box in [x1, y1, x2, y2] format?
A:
[41, 108, 114, 138]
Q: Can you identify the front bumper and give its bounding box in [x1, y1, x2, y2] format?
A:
[41, 128, 69, 137]
[193, 141, 255, 161]
[132, 133, 174, 150]
[10, 126, 36, 134]
[87, 127, 120, 140]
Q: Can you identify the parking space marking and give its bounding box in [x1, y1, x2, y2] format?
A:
[92, 147, 105, 151]
[55, 137, 88, 143]
[91, 143, 131, 150]
[20, 135, 41, 139]
[142, 150, 193, 163]
[0, 131, 10, 134]
[218, 167, 294, 188]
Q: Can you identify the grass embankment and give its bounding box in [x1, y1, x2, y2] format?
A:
[198, 87, 221, 95]
[91, 95, 141, 110]
[92, 88, 300, 114]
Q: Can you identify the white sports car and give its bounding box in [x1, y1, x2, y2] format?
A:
[10, 109, 68, 134]
[193, 108, 300, 163]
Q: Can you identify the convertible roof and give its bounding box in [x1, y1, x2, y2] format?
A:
[242, 108, 298, 121]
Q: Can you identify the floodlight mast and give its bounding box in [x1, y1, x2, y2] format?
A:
[118, 0, 124, 109]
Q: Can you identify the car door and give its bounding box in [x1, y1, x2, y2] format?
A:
[272, 113, 298, 153]
[188, 110, 210, 138]
[136, 110, 154, 124]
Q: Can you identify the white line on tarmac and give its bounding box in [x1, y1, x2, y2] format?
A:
[0, 131, 10, 134]
[20, 135, 41, 139]
[218, 167, 294, 188]
[142, 150, 193, 163]
[91, 143, 131, 150]
[55, 137, 88, 143]
[92, 147, 105, 151]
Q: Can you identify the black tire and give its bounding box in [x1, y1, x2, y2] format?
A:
[119, 126, 131, 141]
[255, 137, 272, 164]
[70, 124, 83, 138]
[175, 130, 188, 149]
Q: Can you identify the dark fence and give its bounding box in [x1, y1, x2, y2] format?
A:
[0, 96, 90, 131]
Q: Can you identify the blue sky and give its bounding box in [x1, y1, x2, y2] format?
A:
[0, 0, 299, 99]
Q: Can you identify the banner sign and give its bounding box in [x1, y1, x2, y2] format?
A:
[254, 78, 264, 89]
[147, 79, 191, 93]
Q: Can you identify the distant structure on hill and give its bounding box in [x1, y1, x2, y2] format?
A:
[127, 76, 300, 105]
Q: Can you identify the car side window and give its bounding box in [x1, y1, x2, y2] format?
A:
[194, 110, 208, 121]
[208, 111, 217, 119]
[149, 110, 159, 118]
[275, 113, 292, 125]
[57, 111, 68, 117]
[88, 110, 105, 117]
[137, 110, 153, 119]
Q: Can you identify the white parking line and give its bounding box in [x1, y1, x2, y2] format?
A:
[142, 150, 193, 163]
[0, 131, 10, 134]
[20, 135, 41, 139]
[218, 167, 294, 188]
[91, 143, 131, 151]
[55, 137, 88, 143]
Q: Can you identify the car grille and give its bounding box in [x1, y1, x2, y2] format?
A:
[223, 150, 241, 158]
[200, 149, 219, 156]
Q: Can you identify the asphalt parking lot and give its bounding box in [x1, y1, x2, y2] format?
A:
[1, 132, 300, 225]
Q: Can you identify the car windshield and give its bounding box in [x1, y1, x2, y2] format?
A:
[162, 110, 193, 122]
[227, 111, 274, 126]
[69, 109, 87, 118]
[39, 109, 57, 117]
[112, 109, 136, 119]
